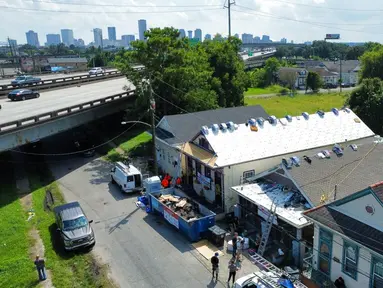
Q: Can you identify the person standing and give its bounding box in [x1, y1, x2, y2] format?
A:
[210, 252, 219, 280]
[232, 232, 238, 257]
[34, 255, 46, 281]
[227, 259, 238, 285]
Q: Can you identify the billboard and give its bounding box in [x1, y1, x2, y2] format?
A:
[325, 34, 340, 40]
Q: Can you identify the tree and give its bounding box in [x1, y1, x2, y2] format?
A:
[347, 78, 383, 134]
[359, 46, 383, 81]
[202, 37, 250, 107]
[279, 69, 298, 92]
[114, 27, 218, 116]
[263, 57, 281, 86]
[345, 45, 366, 60]
[306, 72, 323, 93]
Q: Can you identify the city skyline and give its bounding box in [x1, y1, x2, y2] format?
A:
[1, 0, 383, 44]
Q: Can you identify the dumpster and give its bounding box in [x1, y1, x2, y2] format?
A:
[144, 177, 216, 242]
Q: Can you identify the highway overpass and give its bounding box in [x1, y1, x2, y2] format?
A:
[0, 78, 136, 152]
[241, 49, 276, 69]
[242, 42, 307, 48]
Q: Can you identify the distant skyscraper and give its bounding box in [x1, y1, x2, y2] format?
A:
[280, 38, 287, 44]
[179, 29, 186, 38]
[194, 29, 202, 41]
[204, 34, 211, 41]
[8, 39, 18, 56]
[93, 28, 103, 47]
[46, 34, 61, 46]
[61, 29, 74, 46]
[25, 30, 39, 47]
[254, 36, 261, 43]
[187, 30, 193, 38]
[108, 27, 116, 41]
[261, 35, 271, 43]
[121, 35, 135, 46]
[241, 33, 253, 44]
[74, 38, 85, 47]
[138, 19, 147, 41]
[234, 33, 239, 39]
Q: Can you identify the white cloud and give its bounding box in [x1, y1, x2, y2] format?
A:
[1, 0, 383, 44]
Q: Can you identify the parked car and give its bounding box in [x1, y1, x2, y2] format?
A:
[11, 75, 41, 87]
[54, 202, 95, 251]
[324, 83, 338, 89]
[88, 67, 105, 75]
[8, 89, 40, 101]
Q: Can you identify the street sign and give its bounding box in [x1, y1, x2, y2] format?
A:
[189, 38, 200, 47]
[325, 34, 340, 40]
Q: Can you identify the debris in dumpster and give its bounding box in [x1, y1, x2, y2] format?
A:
[155, 194, 203, 220]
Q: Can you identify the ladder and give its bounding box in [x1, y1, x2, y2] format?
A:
[250, 254, 308, 288]
[257, 203, 277, 256]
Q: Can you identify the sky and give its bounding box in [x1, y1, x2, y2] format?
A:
[1, 0, 383, 45]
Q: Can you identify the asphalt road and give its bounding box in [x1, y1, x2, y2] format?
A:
[0, 69, 117, 86]
[0, 78, 132, 126]
[47, 154, 224, 288]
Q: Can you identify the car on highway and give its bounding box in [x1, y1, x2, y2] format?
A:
[88, 67, 105, 75]
[54, 201, 95, 251]
[8, 89, 40, 101]
[11, 75, 41, 87]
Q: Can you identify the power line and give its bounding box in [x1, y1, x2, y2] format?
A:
[234, 4, 383, 27]
[20, 0, 222, 8]
[0, 5, 221, 14]
[266, 0, 383, 12]
[10, 110, 150, 156]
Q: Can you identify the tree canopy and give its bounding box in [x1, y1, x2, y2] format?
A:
[359, 45, 383, 81]
[114, 27, 249, 116]
[347, 78, 383, 134]
[306, 72, 322, 93]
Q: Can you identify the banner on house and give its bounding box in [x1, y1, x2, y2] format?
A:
[258, 205, 278, 225]
[197, 172, 211, 188]
[163, 206, 179, 229]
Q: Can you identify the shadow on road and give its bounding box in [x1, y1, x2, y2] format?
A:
[107, 207, 140, 234]
[143, 213, 195, 254]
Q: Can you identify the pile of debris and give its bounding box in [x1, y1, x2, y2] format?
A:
[156, 194, 201, 220]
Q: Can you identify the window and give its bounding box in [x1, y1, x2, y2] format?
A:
[243, 170, 255, 179]
[318, 229, 332, 275]
[198, 137, 210, 150]
[162, 149, 165, 160]
[205, 167, 211, 179]
[127, 176, 134, 182]
[342, 241, 358, 280]
[372, 258, 383, 288]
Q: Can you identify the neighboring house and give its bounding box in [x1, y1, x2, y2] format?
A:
[322, 60, 359, 86]
[230, 135, 382, 269]
[154, 105, 269, 181]
[47, 57, 88, 70]
[303, 181, 383, 288]
[278, 67, 307, 90]
[179, 108, 374, 212]
[307, 67, 339, 87]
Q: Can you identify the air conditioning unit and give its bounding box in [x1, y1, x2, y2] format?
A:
[302, 112, 309, 120]
[317, 110, 325, 117]
[226, 121, 235, 129]
[234, 124, 239, 130]
[201, 125, 209, 135]
[211, 124, 219, 133]
[219, 123, 227, 130]
[332, 108, 339, 116]
[285, 115, 293, 122]
[256, 117, 265, 126]
[248, 118, 256, 126]
[268, 115, 277, 124]
[344, 108, 351, 113]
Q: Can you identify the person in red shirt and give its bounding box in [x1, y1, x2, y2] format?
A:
[176, 177, 182, 186]
[161, 178, 169, 188]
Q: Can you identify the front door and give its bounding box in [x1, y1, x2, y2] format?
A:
[187, 156, 193, 185]
[214, 171, 222, 208]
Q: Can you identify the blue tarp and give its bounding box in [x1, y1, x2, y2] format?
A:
[278, 278, 294, 288]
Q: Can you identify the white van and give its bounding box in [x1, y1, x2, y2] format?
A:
[110, 162, 143, 193]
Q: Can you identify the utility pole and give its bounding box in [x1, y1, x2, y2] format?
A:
[224, 0, 236, 38]
[149, 76, 158, 176]
[339, 54, 343, 94]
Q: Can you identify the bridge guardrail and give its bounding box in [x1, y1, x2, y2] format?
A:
[0, 90, 136, 134]
[0, 70, 123, 96]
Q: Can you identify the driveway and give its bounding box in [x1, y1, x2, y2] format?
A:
[48, 156, 225, 288]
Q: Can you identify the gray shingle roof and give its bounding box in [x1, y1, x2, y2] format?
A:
[304, 204, 383, 255]
[285, 136, 383, 206]
[322, 60, 359, 74]
[156, 105, 269, 145]
[48, 58, 87, 64]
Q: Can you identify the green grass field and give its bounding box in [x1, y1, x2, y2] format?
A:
[0, 154, 37, 288]
[106, 130, 152, 162]
[245, 93, 348, 118]
[27, 163, 113, 288]
[245, 85, 284, 96]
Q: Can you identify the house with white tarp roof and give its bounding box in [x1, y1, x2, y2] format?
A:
[178, 108, 374, 213]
